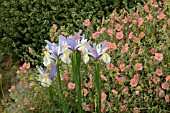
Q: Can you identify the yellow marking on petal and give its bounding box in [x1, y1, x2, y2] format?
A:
[64, 52, 69, 57]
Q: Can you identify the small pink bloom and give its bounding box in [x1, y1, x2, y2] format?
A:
[83, 88, 88, 96]
[68, 82, 75, 90]
[92, 32, 99, 39]
[156, 69, 163, 76]
[111, 43, 117, 50]
[150, 48, 155, 55]
[134, 74, 139, 81]
[112, 89, 118, 95]
[146, 13, 153, 21]
[29, 82, 34, 87]
[138, 18, 144, 27]
[135, 63, 143, 71]
[165, 75, 170, 81]
[53, 24, 57, 30]
[83, 19, 90, 26]
[86, 82, 93, 88]
[153, 76, 160, 84]
[135, 91, 140, 95]
[106, 63, 114, 70]
[102, 17, 105, 25]
[159, 89, 165, 97]
[162, 24, 167, 30]
[82, 102, 90, 111]
[101, 75, 107, 81]
[157, 12, 166, 20]
[62, 75, 69, 82]
[116, 31, 124, 40]
[114, 67, 120, 75]
[155, 53, 163, 61]
[115, 24, 122, 31]
[30, 107, 35, 111]
[167, 19, 170, 25]
[122, 17, 128, 24]
[130, 79, 138, 87]
[165, 94, 169, 102]
[139, 32, 145, 38]
[64, 70, 69, 76]
[121, 105, 127, 112]
[161, 82, 169, 90]
[133, 107, 139, 113]
[101, 92, 107, 102]
[117, 76, 126, 85]
[130, 53, 135, 61]
[122, 86, 129, 94]
[101, 104, 105, 112]
[23, 62, 30, 69]
[119, 63, 126, 72]
[128, 32, 133, 39]
[122, 43, 129, 53]
[143, 5, 150, 13]
[115, 16, 120, 21]
[19, 66, 25, 71]
[107, 29, 113, 36]
[100, 27, 106, 33]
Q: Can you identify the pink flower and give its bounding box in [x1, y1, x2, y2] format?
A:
[111, 43, 117, 50]
[128, 32, 133, 39]
[101, 104, 105, 112]
[116, 31, 124, 40]
[122, 17, 128, 24]
[143, 5, 150, 13]
[29, 82, 34, 87]
[138, 18, 144, 27]
[133, 107, 139, 113]
[130, 79, 138, 87]
[167, 19, 170, 25]
[155, 53, 163, 61]
[107, 29, 113, 36]
[83, 19, 90, 26]
[115, 24, 122, 31]
[30, 107, 35, 111]
[122, 44, 129, 53]
[150, 48, 155, 55]
[122, 86, 129, 94]
[101, 75, 107, 81]
[135, 63, 143, 71]
[157, 12, 166, 20]
[114, 67, 120, 75]
[159, 89, 165, 97]
[100, 27, 106, 33]
[117, 76, 126, 85]
[156, 69, 163, 76]
[153, 76, 160, 84]
[23, 62, 30, 69]
[86, 82, 93, 88]
[106, 63, 114, 70]
[112, 89, 118, 95]
[162, 24, 167, 30]
[82, 102, 90, 111]
[101, 92, 107, 102]
[121, 105, 127, 112]
[135, 91, 140, 95]
[83, 88, 88, 96]
[68, 82, 75, 90]
[165, 75, 170, 81]
[53, 24, 57, 30]
[146, 13, 153, 21]
[62, 75, 69, 82]
[161, 82, 169, 90]
[134, 74, 139, 81]
[139, 32, 145, 38]
[165, 94, 169, 102]
[92, 32, 99, 39]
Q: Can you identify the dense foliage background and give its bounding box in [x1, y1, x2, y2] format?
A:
[0, 0, 144, 65]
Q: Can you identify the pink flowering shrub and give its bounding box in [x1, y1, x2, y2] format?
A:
[5, 0, 170, 113]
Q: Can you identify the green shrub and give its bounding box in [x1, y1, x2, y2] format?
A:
[0, 0, 144, 65]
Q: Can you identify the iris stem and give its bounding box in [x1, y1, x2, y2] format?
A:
[56, 59, 68, 113]
[95, 62, 101, 113]
[72, 52, 82, 113]
[49, 86, 57, 113]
